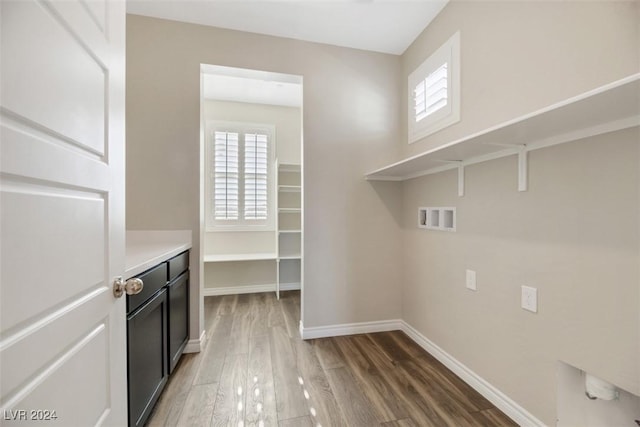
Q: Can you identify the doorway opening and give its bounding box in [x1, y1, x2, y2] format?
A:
[199, 64, 304, 329]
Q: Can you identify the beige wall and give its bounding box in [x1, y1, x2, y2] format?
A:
[203, 232, 275, 256]
[398, 0, 639, 159]
[399, 2, 639, 424]
[205, 260, 277, 289]
[126, 15, 403, 331]
[402, 133, 639, 424]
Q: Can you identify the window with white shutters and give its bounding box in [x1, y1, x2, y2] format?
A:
[414, 62, 448, 123]
[408, 31, 460, 143]
[244, 133, 268, 220]
[207, 122, 275, 231]
[214, 131, 239, 220]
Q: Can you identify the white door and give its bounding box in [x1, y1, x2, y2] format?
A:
[0, 0, 127, 425]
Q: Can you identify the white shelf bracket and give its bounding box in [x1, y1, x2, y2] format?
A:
[434, 159, 464, 196]
[518, 145, 528, 192]
[457, 164, 465, 197]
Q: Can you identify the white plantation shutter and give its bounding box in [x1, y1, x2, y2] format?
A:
[244, 133, 268, 220]
[207, 123, 274, 230]
[415, 62, 448, 122]
[408, 32, 459, 143]
[213, 131, 239, 220]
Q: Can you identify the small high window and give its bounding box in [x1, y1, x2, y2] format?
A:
[408, 31, 460, 143]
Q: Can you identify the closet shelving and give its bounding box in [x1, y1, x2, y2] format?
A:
[203, 253, 277, 262]
[204, 162, 302, 299]
[276, 162, 302, 299]
[279, 185, 301, 193]
[365, 74, 640, 193]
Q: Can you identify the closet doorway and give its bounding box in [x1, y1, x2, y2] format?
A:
[199, 64, 304, 328]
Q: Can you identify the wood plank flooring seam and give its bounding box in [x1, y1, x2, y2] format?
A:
[147, 291, 518, 427]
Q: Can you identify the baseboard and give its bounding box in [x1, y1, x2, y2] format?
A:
[300, 319, 403, 340]
[400, 321, 545, 427]
[298, 317, 543, 425]
[203, 282, 301, 296]
[184, 330, 206, 353]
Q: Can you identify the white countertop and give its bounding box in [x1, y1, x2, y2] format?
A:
[125, 230, 192, 278]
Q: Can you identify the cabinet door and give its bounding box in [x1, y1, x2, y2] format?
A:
[167, 271, 189, 373]
[127, 289, 168, 427]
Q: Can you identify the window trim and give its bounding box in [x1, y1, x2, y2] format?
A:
[408, 31, 461, 144]
[205, 120, 276, 232]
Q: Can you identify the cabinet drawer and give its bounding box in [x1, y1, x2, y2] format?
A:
[168, 251, 189, 282]
[127, 262, 168, 314]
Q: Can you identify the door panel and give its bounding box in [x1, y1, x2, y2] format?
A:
[0, 124, 110, 188]
[0, 290, 112, 403]
[1, 186, 105, 330]
[0, 0, 126, 425]
[79, 0, 107, 33]
[15, 323, 110, 426]
[51, 0, 109, 48]
[1, 1, 107, 154]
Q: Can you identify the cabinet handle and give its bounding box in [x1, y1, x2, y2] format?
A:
[113, 277, 144, 298]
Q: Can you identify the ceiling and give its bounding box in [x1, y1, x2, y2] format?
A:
[201, 65, 303, 107]
[126, 0, 448, 55]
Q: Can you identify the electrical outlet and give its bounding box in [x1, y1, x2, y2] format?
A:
[521, 286, 538, 313]
[466, 269, 477, 291]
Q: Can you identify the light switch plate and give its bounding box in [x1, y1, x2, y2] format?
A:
[521, 286, 538, 313]
[466, 269, 477, 291]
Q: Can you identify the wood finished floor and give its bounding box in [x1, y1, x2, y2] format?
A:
[147, 291, 518, 427]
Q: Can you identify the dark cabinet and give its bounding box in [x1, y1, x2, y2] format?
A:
[127, 288, 168, 427]
[167, 271, 189, 373]
[126, 250, 189, 427]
